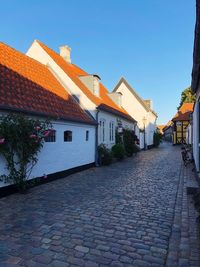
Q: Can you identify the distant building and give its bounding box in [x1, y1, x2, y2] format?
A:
[112, 78, 157, 149]
[171, 103, 193, 145]
[163, 121, 173, 142]
[157, 125, 165, 135]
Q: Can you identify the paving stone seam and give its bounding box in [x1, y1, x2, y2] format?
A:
[165, 162, 183, 267]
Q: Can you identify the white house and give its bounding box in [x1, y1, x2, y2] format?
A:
[26, 40, 137, 148]
[191, 0, 200, 173]
[0, 42, 96, 189]
[113, 78, 157, 149]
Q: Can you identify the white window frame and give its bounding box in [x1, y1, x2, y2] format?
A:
[99, 118, 106, 143]
[109, 121, 114, 142]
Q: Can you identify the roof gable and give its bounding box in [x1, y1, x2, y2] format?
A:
[113, 77, 157, 117]
[172, 103, 194, 122]
[35, 40, 135, 123]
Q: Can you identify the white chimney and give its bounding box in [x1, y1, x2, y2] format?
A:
[108, 92, 122, 107]
[59, 45, 71, 63]
[79, 74, 101, 97]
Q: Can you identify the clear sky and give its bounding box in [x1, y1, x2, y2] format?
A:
[0, 0, 196, 124]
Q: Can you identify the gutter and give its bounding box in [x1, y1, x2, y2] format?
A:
[0, 105, 97, 126]
[97, 105, 137, 124]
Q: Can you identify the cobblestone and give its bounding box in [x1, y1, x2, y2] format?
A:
[0, 143, 199, 266]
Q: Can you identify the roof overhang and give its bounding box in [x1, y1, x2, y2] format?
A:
[97, 104, 137, 124]
[191, 0, 200, 93]
[0, 105, 97, 126]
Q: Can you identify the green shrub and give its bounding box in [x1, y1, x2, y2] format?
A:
[98, 144, 113, 165]
[153, 132, 162, 147]
[112, 144, 125, 160]
[115, 131, 123, 144]
[123, 129, 140, 156]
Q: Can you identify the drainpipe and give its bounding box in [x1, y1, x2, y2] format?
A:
[95, 109, 100, 166]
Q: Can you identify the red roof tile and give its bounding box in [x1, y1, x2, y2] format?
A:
[0, 42, 96, 125]
[36, 40, 135, 123]
[172, 103, 194, 122]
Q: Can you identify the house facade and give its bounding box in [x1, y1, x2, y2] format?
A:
[171, 103, 193, 145]
[157, 125, 165, 135]
[163, 121, 173, 142]
[191, 0, 200, 172]
[112, 78, 157, 149]
[0, 42, 96, 188]
[26, 41, 137, 149]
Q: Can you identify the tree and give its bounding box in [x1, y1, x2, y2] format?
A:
[178, 86, 196, 109]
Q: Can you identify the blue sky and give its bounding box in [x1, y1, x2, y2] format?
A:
[0, 0, 196, 124]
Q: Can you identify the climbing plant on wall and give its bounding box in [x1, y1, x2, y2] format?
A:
[0, 113, 52, 191]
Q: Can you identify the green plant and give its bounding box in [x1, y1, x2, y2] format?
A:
[123, 129, 140, 156]
[112, 144, 125, 160]
[115, 130, 123, 144]
[98, 144, 113, 165]
[153, 131, 162, 147]
[0, 113, 52, 191]
[178, 86, 196, 110]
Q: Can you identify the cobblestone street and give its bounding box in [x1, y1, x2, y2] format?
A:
[0, 143, 199, 267]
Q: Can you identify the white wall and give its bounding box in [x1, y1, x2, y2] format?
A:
[193, 102, 199, 171]
[146, 111, 157, 146]
[186, 124, 192, 145]
[0, 119, 96, 188]
[98, 110, 135, 148]
[115, 82, 157, 148]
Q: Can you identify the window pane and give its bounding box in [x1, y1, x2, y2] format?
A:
[86, 130, 89, 141]
[45, 130, 56, 142]
[64, 131, 72, 142]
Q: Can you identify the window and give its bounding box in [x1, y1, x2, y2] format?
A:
[99, 119, 106, 142]
[64, 130, 72, 142]
[109, 121, 114, 142]
[86, 130, 89, 141]
[45, 130, 56, 142]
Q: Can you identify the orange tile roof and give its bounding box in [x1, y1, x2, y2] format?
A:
[157, 125, 165, 134]
[0, 42, 96, 124]
[172, 103, 194, 122]
[36, 40, 135, 123]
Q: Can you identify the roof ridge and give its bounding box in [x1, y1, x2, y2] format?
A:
[0, 42, 95, 125]
[113, 77, 157, 116]
[35, 40, 135, 121]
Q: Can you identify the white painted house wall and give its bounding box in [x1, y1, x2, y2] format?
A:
[98, 110, 135, 148]
[147, 111, 157, 146]
[114, 81, 157, 148]
[193, 102, 199, 171]
[186, 124, 192, 145]
[0, 118, 96, 188]
[27, 41, 135, 148]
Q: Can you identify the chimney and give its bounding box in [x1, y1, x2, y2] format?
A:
[79, 74, 101, 97]
[144, 99, 153, 109]
[59, 45, 71, 63]
[108, 92, 122, 107]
